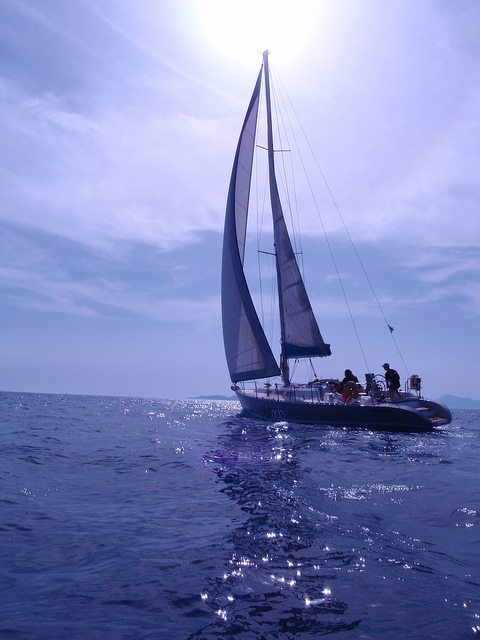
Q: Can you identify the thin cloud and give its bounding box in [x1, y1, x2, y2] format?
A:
[1, 77, 231, 252]
[0, 262, 220, 323]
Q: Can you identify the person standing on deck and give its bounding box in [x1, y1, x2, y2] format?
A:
[382, 363, 401, 400]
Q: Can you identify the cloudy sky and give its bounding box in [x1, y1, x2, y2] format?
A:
[1, 0, 479, 400]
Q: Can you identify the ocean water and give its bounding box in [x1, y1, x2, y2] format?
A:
[0, 392, 479, 639]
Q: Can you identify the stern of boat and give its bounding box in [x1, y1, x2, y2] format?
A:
[412, 398, 452, 427]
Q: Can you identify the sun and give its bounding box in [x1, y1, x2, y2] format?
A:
[195, 0, 321, 70]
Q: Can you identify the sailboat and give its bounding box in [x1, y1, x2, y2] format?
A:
[221, 51, 452, 430]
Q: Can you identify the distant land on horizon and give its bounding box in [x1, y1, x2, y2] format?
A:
[192, 394, 480, 410]
[436, 395, 480, 410]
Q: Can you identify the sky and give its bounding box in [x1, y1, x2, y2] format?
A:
[0, 0, 479, 400]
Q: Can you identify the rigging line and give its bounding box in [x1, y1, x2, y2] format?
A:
[292, 141, 370, 371]
[255, 145, 273, 340]
[270, 68, 302, 258]
[276, 73, 410, 377]
[254, 97, 278, 350]
[254, 98, 273, 339]
[307, 157, 410, 376]
[290, 358, 298, 379]
[309, 156, 410, 376]
[270, 66, 307, 278]
[308, 358, 318, 379]
[273, 72, 369, 371]
[255, 132, 266, 330]
[266, 170, 279, 347]
[253, 100, 265, 326]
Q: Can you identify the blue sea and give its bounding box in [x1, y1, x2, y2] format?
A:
[1, 392, 479, 639]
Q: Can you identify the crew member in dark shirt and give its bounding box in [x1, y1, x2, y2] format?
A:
[336, 369, 359, 394]
[382, 363, 401, 400]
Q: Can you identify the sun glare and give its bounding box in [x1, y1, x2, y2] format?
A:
[196, 0, 321, 69]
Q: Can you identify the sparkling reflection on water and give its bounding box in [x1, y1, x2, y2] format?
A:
[193, 416, 480, 639]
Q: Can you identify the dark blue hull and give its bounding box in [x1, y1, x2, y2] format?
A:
[235, 389, 452, 430]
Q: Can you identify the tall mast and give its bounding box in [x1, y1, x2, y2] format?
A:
[263, 50, 290, 385]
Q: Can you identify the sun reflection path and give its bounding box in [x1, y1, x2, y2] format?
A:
[194, 422, 368, 635]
